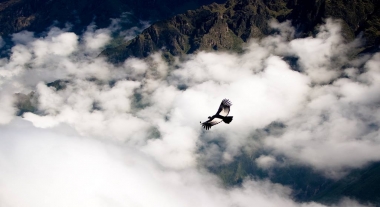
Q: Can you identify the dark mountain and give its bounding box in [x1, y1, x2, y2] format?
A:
[0, 0, 225, 35]
[210, 152, 380, 205]
[102, 0, 380, 63]
[312, 162, 380, 205]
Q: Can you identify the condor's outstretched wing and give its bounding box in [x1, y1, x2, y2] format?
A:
[201, 117, 223, 130]
[215, 99, 232, 117]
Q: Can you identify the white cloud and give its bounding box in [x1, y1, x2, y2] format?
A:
[256, 155, 277, 169]
[288, 19, 350, 83]
[30, 29, 78, 66]
[83, 25, 112, 51]
[263, 52, 380, 177]
[11, 31, 35, 45]
[0, 118, 371, 207]
[0, 89, 16, 124]
[23, 112, 60, 128]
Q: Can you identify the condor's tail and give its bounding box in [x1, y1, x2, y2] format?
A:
[223, 116, 233, 124]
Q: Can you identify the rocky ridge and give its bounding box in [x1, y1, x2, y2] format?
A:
[102, 0, 380, 62]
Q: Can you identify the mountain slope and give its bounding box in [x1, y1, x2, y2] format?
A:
[0, 0, 226, 35]
[312, 162, 380, 204]
[102, 0, 380, 62]
[210, 152, 380, 204]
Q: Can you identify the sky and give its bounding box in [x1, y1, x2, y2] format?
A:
[0, 17, 379, 207]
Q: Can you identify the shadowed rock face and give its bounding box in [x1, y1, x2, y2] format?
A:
[101, 1, 274, 62]
[102, 0, 380, 63]
[0, 0, 226, 35]
[210, 152, 380, 204]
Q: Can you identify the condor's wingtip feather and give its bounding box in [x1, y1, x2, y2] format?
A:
[222, 98, 232, 106]
[201, 123, 211, 130]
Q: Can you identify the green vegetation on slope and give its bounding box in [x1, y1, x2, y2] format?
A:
[102, 0, 380, 63]
[0, 0, 226, 35]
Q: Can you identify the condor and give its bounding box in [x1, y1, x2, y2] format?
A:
[201, 99, 233, 130]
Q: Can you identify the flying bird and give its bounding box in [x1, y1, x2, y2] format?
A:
[201, 99, 233, 130]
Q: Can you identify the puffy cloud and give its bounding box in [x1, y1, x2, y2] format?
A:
[264, 52, 380, 177]
[82, 24, 112, 51]
[0, 89, 16, 124]
[0, 118, 371, 207]
[256, 155, 278, 169]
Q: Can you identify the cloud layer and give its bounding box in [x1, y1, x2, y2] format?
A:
[0, 18, 379, 206]
[0, 118, 368, 207]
